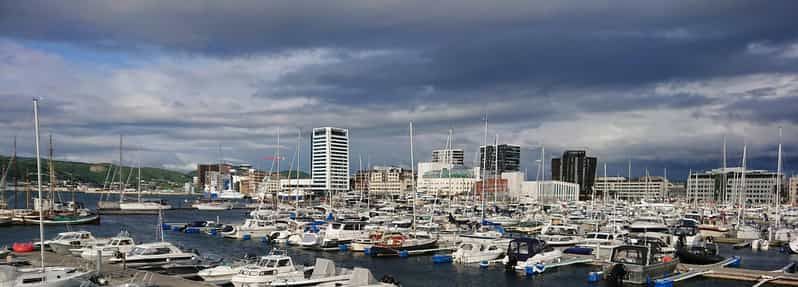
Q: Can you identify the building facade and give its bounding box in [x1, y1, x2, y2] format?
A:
[368, 166, 413, 196]
[311, 127, 350, 194]
[791, 176, 798, 205]
[551, 150, 597, 200]
[416, 162, 479, 196]
[593, 176, 671, 201]
[479, 144, 521, 175]
[432, 149, 465, 165]
[686, 168, 785, 204]
[197, 163, 233, 191]
[521, 180, 579, 202]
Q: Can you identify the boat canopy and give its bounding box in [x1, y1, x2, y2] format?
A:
[507, 238, 548, 261]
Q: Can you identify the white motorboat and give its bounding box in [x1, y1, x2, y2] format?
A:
[230, 250, 308, 287]
[452, 241, 506, 264]
[194, 201, 234, 211]
[198, 255, 256, 285]
[79, 232, 136, 260]
[216, 189, 246, 200]
[538, 224, 583, 246]
[0, 265, 92, 287]
[119, 200, 172, 213]
[108, 241, 197, 269]
[575, 231, 625, 259]
[223, 219, 285, 239]
[316, 222, 368, 248]
[269, 258, 351, 286]
[47, 231, 98, 255]
[502, 238, 563, 273]
[316, 267, 399, 287]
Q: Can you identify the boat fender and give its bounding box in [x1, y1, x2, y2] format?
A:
[339, 244, 349, 252]
[479, 261, 489, 268]
[654, 279, 673, 287]
[587, 271, 603, 283]
[364, 247, 371, 255]
[242, 234, 251, 241]
[728, 256, 741, 268]
[399, 250, 409, 258]
[432, 255, 452, 264]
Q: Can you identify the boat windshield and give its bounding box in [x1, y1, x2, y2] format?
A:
[460, 243, 474, 251]
[548, 227, 577, 236]
[612, 248, 646, 265]
[129, 247, 171, 256]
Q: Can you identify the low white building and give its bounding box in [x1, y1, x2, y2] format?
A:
[593, 176, 670, 201]
[501, 171, 525, 198]
[521, 180, 579, 202]
[416, 162, 480, 196]
[369, 166, 412, 196]
[686, 167, 784, 204]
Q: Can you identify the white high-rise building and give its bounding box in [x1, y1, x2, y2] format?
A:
[311, 127, 350, 194]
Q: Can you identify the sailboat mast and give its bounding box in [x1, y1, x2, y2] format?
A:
[776, 127, 783, 222]
[409, 121, 416, 233]
[494, 134, 499, 205]
[33, 99, 45, 273]
[481, 114, 487, 221]
[138, 160, 142, 202]
[118, 135, 124, 203]
[722, 136, 727, 204]
[48, 134, 55, 210]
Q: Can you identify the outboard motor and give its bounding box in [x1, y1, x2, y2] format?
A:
[606, 263, 626, 286]
[379, 274, 400, 285]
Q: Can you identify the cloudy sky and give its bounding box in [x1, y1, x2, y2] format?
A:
[1, 1, 797, 180]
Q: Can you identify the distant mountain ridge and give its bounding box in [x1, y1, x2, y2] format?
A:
[0, 154, 191, 187]
[1, 155, 311, 188]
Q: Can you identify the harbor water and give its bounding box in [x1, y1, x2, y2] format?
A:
[1, 192, 795, 286]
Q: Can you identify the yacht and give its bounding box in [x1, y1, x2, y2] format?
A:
[108, 242, 197, 269]
[452, 240, 506, 264]
[216, 189, 246, 200]
[307, 222, 368, 249]
[0, 265, 91, 287]
[47, 231, 98, 255]
[194, 201, 234, 211]
[198, 255, 257, 285]
[268, 258, 352, 286]
[230, 250, 309, 287]
[568, 231, 625, 259]
[369, 232, 438, 257]
[502, 238, 562, 273]
[538, 224, 583, 246]
[118, 199, 172, 214]
[601, 244, 679, 285]
[79, 232, 136, 260]
[223, 218, 286, 239]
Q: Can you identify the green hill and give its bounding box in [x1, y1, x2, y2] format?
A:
[0, 155, 191, 187]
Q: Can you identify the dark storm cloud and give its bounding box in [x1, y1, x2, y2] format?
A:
[1, 1, 797, 178]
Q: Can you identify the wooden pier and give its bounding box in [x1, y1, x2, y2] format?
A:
[13, 251, 214, 287]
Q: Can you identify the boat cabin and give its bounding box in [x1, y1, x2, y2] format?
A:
[506, 238, 552, 261]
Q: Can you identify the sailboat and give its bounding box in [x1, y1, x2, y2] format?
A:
[24, 136, 100, 225]
[0, 99, 93, 287]
[119, 149, 171, 213]
[369, 122, 438, 256]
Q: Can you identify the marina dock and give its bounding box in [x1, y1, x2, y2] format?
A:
[13, 251, 214, 287]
